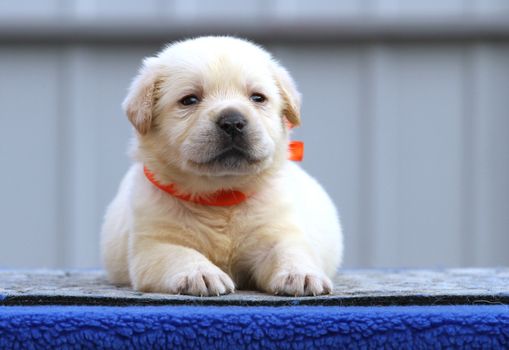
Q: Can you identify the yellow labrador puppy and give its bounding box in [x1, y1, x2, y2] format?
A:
[101, 36, 343, 296]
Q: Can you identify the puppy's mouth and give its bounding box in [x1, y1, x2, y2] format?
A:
[200, 145, 261, 167]
[185, 142, 268, 176]
[182, 129, 273, 176]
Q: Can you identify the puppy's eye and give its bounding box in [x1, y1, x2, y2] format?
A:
[179, 95, 200, 106]
[250, 93, 266, 103]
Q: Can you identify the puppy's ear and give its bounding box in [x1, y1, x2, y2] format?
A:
[272, 64, 302, 127]
[122, 59, 160, 135]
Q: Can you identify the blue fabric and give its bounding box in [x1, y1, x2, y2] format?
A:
[1, 305, 508, 349]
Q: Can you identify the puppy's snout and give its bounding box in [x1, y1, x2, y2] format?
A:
[216, 109, 247, 137]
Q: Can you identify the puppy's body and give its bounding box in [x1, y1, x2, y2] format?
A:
[101, 36, 343, 296]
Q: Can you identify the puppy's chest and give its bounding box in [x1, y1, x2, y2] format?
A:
[183, 206, 252, 270]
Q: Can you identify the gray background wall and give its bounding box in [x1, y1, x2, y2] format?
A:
[0, 0, 508, 269]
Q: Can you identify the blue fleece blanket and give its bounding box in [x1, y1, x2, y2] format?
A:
[1, 305, 508, 349]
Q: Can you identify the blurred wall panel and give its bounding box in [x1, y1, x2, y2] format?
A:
[72, 0, 165, 18]
[470, 0, 509, 15]
[273, 0, 362, 18]
[370, 46, 465, 267]
[372, 0, 465, 16]
[0, 47, 62, 267]
[174, 0, 260, 19]
[472, 45, 509, 266]
[0, 0, 61, 18]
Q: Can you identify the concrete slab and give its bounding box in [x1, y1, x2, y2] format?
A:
[1, 268, 508, 306]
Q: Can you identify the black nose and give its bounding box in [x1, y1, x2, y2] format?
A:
[216, 110, 247, 137]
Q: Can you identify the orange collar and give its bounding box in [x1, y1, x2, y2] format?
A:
[144, 140, 303, 207]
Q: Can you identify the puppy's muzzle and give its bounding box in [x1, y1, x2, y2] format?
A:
[216, 109, 248, 139]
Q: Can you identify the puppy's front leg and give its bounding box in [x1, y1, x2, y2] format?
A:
[129, 234, 235, 296]
[245, 230, 333, 296]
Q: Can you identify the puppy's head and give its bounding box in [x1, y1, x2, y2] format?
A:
[124, 36, 301, 192]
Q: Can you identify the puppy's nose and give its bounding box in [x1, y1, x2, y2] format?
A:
[217, 110, 247, 137]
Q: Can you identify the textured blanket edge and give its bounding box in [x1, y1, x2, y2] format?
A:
[1, 305, 508, 349]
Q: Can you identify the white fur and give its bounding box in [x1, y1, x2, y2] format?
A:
[101, 36, 343, 296]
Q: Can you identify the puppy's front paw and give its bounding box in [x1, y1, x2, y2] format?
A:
[267, 269, 333, 296]
[168, 264, 235, 296]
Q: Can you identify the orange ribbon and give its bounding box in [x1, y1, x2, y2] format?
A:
[144, 166, 247, 206]
[288, 141, 304, 161]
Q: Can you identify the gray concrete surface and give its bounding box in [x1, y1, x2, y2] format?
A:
[1, 269, 508, 306]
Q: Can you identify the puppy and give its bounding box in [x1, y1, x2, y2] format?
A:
[101, 36, 343, 296]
